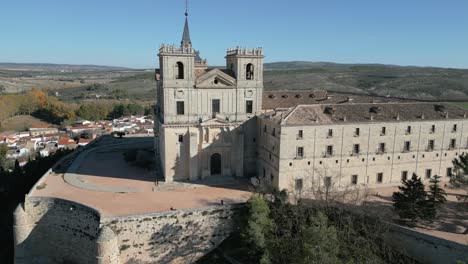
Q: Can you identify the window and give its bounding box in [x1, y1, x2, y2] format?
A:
[353, 144, 360, 155]
[446, 167, 452, 177]
[351, 175, 358, 185]
[406, 126, 412, 134]
[176, 61, 184, 79]
[381, 127, 386, 136]
[246, 63, 254, 80]
[427, 140, 435, 151]
[326, 145, 334, 157]
[270, 173, 274, 182]
[272, 128, 276, 137]
[327, 129, 333, 138]
[401, 171, 408, 181]
[377, 173, 383, 183]
[404, 141, 411, 152]
[212, 99, 220, 113]
[430, 125, 436, 133]
[246, 100, 253, 113]
[263, 125, 267, 133]
[453, 124, 457, 132]
[178, 135, 183, 143]
[324, 177, 332, 188]
[449, 139, 456, 149]
[354, 128, 360, 137]
[378, 143, 386, 154]
[297, 130, 303, 139]
[176, 101, 185, 115]
[297, 147, 304, 158]
[295, 179, 303, 191]
[263, 168, 266, 178]
[425, 169, 432, 179]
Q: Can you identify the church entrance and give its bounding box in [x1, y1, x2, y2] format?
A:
[210, 153, 222, 176]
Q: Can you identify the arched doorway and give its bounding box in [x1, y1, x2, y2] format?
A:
[210, 153, 222, 176]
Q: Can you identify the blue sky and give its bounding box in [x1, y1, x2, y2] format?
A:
[1, 0, 467, 69]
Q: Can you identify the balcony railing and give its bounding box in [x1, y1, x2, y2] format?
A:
[322, 151, 335, 158]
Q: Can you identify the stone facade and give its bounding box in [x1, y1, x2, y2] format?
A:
[258, 105, 468, 192]
[155, 17, 263, 181]
[14, 196, 241, 264]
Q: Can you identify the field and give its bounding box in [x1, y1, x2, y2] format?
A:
[1, 62, 468, 102]
[0, 115, 52, 132]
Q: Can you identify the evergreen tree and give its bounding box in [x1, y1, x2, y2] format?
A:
[451, 153, 468, 189]
[392, 173, 428, 222]
[242, 194, 274, 264]
[13, 159, 22, 176]
[425, 175, 447, 220]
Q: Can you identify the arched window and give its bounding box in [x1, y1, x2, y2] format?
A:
[246, 63, 254, 80]
[176, 62, 184, 79]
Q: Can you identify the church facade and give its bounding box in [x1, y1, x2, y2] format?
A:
[154, 16, 262, 182]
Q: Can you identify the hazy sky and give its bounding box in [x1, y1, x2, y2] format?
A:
[1, 0, 467, 69]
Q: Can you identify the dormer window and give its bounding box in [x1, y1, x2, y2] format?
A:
[176, 61, 184, 79]
[246, 63, 254, 80]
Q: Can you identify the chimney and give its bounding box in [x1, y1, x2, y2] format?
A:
[370, 114, 374, 121]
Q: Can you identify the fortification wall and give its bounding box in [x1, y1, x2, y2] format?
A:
[14, 196, 101, 264]
[386, 223, 468, 264]
[102, 204, 242, 264]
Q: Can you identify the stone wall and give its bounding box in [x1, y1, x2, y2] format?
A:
[14, 196, 101, 264]
[386, 224, 468, 264]
[102, 204, 241, 264]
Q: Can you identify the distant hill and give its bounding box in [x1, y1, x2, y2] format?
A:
[263, 61, 468, 101]
[0, 63, 132, 72]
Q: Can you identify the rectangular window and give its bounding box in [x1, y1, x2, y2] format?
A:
[406, 126, 412, 134]
[326, 145, 334, 156]
[270, 173, 274, 182]
[450, 139, 456, 149]
[297, 147, 304, 158]
[176, 101, 185, 115]
[446, 167, 452, 177]
[453, 124, 457, 132]
[355, 128, 360, 137]
[295, 179, 303, 191]
[381, 127, 386, 136]
[377, 173, 383, 183]
[428, 140, 435, 151]
[263, 168, 266, 178]
[272, 128, 276, 137]
[351, 175, 358, 185]
[425, 169, 432, 179]
[297, 130, 303, 139]
[246, 100, 253, 114]
[404, 141, 411, 152]
[178, 135, 183, 143]
[430, 125, 436, 133]
[263, 125, 267, 133]
[212, 99, 220, 113]
[353, 144, 360, 155]
[378, 143, 386, 153]
[327, 129, 333, 138]
[401, 171, 408, 181]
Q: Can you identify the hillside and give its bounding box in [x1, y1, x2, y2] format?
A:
[0, 63, 131, 71]
[1, 62, 468, 101]
[264, 62, 468, 101]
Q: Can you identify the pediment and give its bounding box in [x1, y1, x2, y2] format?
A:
[195, 69, 236, 88]
[200, 117, 230, 126]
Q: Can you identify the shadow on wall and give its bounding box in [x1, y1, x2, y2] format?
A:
[58, 136, 156, 183]
[170, 117, 258, 187]
[14, 197, 102, 264]
[103, 204, 243, 264]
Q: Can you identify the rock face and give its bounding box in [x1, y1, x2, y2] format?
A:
[14, 196, 241, 264]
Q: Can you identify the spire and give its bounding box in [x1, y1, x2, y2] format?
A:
[181, 0, 191, 47]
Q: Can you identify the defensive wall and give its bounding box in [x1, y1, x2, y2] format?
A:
[14, 195, 242, 264]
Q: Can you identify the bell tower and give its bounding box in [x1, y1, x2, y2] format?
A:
[157, 6, 196, 124]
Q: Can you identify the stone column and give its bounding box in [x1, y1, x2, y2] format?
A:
[96, 226, 120, 264]
[236, 130, 244, 177]
[13, 203, 33, 264]
[189, 131, 199, 181]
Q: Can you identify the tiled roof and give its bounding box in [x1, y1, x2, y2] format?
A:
[263, 103, 467, 126]
[262, 90, 412, 110]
